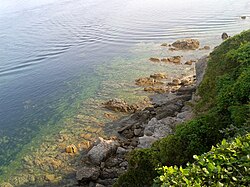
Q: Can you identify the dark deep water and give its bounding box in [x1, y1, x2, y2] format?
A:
[0, 0, 250, 184]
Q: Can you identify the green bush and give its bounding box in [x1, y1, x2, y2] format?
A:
[113, 149, 161, 187]
[153, 133, 250, 187]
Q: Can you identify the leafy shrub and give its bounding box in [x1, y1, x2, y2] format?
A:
[113, 149, 160, 187]
[153, 133, 250, 186]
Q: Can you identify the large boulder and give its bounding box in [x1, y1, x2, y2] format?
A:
[76, 166, 100, 182]
[87, 138, 119, 165]
[172, 39, 200, 50]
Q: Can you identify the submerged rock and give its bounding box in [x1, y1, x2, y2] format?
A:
[149, 57, 160, 62]
[199, 45, 210, 50]
[221, 32, 229, 40]
[65, 144, 77, 154]
[161, 56, 182, 64]
[150, 72, 167, 80]
[172, 39, 200, 50]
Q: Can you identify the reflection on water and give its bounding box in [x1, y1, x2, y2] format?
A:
[0, 0, 250, 185]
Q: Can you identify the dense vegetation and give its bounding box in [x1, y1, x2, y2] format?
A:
[114, 30, 250, 187]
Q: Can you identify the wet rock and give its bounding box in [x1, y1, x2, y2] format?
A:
[144, 86, 169, 93]
[150, 72, 167, 80]
[161, 43, 168, 46]
[199, 45, 210, 50]
[76, 166, 100, 182]
[172, 39, 200, 50]
[241, 16, 246, 19]
[135, 77, 163, 86]
[221, 32, 229, 40]
[103, 98, 134, 113]
[161, 56, 181, 64]
[137, 135, 157, 148]
[168, 79, 181, 86]
[87, 137, 119, 165]
[65, 144, 77, 154]
[149, 57, 160, 62]
[185, 60, 196, 65]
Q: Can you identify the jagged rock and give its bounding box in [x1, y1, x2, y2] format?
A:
[161, 56, 181, 64]
[103, 98, 136, 113]
[172, 39, 200, 50]
[87, 137, 119, 165]
[138, 135, 157, 148]
[144, 86, 169, 93]
[149, 57, 160, 62]
[221, 32, 229, 40]
[65, 144, 77, 154]
[150, 72, 167, 80]
[241, 16, 246, 19]
[76, 166, 100, 181]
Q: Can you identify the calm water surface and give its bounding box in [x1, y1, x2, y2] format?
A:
[0, 0, 250, 185]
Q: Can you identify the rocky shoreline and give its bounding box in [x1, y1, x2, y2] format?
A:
[75, 53, 208, 187]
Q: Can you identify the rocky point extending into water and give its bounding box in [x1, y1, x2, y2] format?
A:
[74, 48, 209, 186]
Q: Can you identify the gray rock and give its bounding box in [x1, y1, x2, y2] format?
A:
[76, 166, 100, 182]
[116, 147, 127, 155]
[138, 135, 157, 148]
[119, 161, 128, 167]
[195, 56, 208, 87]
[177, 111, 192, 121]
[87, 137, 119, 165]
[134, 128, 142, 136]
[100, 168, 119, 179]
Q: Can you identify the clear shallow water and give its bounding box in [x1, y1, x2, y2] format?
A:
[0, 0, 250, 185]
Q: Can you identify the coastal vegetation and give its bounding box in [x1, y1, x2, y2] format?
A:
[114, 30, 250, 186]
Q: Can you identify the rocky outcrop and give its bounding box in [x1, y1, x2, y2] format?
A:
[171, 39, 200, 50]
[135, 77, 163, 86]
[150, 72, 167, 80]
[195, 56, 208, 87]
